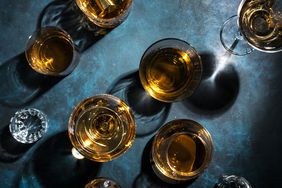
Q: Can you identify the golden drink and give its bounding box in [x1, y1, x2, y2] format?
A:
[76, 0, 132, 28]
[151, 119, 213, 183]
[68, 94, 135, 162]
[26, 27, 77, 76]
[85, 178, 120, 188]
[139, 39, 202, 102]
[238, 0, 282, 52]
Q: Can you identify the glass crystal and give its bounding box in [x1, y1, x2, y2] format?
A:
[9, 108, 48, 144]
[215, 175, 252, 188]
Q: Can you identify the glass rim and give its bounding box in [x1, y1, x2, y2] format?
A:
[25, 26, 76, 76]
[152, 119, 213, 180]
[68, 94, 136, 162]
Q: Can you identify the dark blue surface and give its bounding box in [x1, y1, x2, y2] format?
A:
[0, 0, 282, 187]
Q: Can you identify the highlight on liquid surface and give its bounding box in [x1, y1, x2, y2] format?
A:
[76, 0, 132, 27]
[239, 0, 282, 52]
[85, 178, 120, 188]
[158, 133, 206, 174]
[151, 119, 213, 182]
[26, 27, 74, 75]
[140, 45, 201, 102]
[68, 94, 135, 162]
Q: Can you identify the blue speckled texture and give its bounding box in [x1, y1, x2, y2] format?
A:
[0, 0, 282, 187]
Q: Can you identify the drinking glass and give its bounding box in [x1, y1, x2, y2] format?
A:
[151, 119, 213, 183]
[26, 26, 79, 76]
[9, 108, 48, 144]
[85, 178, 120, 188]
[139, 38, 202, 103]
[75, 0, 133, 28]
[215, 175, 252, 188]
[220, 0, 282, 56]
[68, 94, 136, 162]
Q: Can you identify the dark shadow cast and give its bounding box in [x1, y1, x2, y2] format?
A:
[182, 52, 240, 116]
[38, 0, 112, 52]
[17, 131, 100, 188]
[133, 137, 197, 188]
[0, 125, 33, 163]
[241, 53, 282, 188]
[0, 53, 62, 107]
[107, 71, 171, 137]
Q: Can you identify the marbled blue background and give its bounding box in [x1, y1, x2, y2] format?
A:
[0, 0, 282, 187]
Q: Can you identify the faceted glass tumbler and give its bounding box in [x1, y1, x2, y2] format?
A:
[9, 108, 48, 144]
[215, 175, 252, 188]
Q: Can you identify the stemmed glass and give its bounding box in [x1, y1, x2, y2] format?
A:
[68, 94, 135, 162]
[220, 0, 282, 56]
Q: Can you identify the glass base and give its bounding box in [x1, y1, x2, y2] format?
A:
[220, 15, 254, 56]
[9, 108, 48, 144]
[215, 175, 252, 188]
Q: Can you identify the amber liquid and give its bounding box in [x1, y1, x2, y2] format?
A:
[76, 0, 131, 27]
[239, 0, 282, 51]
[77, 0, 129, 19]
[69, 95, 135, 162]
[140, 48, 197, 102]
[159, 133, 206, 174]
[26, 28, 74, 75]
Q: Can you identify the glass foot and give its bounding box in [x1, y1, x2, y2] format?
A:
[220, 15, 254, 56]
[71, 147, 84, 159]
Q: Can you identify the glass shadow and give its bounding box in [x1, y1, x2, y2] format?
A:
[107, 71, 171, 137]
[182, 52, 240, 116]
[0, 53, 62, 107]
[133, 137, 197, 188]
[37, 0, 112, 52]
[0, 125, 33, 163]
[17, 131, 100, 188]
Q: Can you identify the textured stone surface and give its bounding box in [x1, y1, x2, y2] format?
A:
[0, 0, 282, 187]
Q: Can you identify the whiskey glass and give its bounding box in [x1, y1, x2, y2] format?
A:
[215, 175, 252, 188]
[26, 26, 79, 76]
[75, 0, 133, 28]
[151, 119, 213, 183]
[85, 177, 120, 188]
[9, 108, 48, 144]
[139, 38, 202, 103]
[68, 94, 136, 162]
[220, 0, 282, 56]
